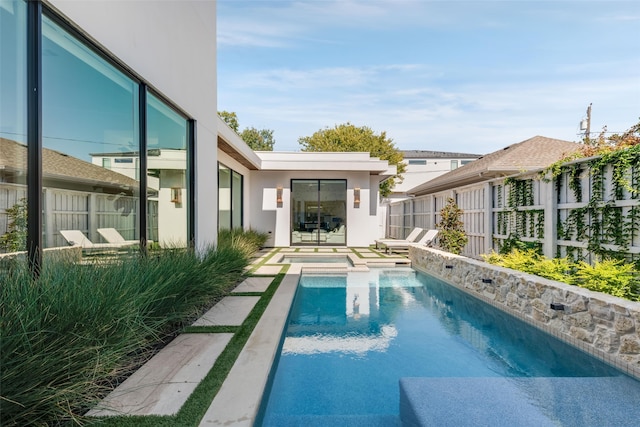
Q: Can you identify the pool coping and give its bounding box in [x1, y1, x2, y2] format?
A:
[198, 264, 302, 426]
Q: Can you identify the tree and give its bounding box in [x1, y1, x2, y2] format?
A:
[0, 198, 27, 253]
[217, 111, 276, 151]
[218, 110, 239, 132]
[298, 122, 406, 197]
[436, 197, 468, 255]
[240, 127, 275, 151]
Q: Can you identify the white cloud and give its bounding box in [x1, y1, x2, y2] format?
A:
[217, 1, 640, 154]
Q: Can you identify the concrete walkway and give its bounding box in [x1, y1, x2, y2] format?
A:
[87, 246, 408, 424]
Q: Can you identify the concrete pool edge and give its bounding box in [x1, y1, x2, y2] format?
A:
[409, 246, 640, 381]
[198, 264, 302, 426]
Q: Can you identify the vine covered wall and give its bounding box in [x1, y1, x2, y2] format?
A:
[387, 145, 640, 264]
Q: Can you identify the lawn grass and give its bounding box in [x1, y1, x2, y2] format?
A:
[0, 229, 268, 427]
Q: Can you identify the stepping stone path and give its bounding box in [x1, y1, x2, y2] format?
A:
[87, 260, 281, 418]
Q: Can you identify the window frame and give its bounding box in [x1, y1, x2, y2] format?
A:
[21, 2, 196, 272]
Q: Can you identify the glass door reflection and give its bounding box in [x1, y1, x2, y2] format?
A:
[291, 179, 346, 246]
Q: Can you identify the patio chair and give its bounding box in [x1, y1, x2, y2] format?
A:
[379, 229, 438, 254]
[375, 227, 423, 249]
[97, 228, 139, 246]
[59, 230, 136, 250]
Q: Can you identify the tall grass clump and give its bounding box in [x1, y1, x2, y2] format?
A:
[1, 230, 265, 426]
[217, 227, 268, 257]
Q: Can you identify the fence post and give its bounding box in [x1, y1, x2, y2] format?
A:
[484, 182, 493, 254]
[44, 188, 54, 248]
[89, 193, 98, 242]
[542, 173, 557, 258]
[429, 195, 435, 229]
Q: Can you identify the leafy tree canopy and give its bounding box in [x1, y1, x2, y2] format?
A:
[298, 122, 406, 197]
[218, 110, 239, 132]
[240, 127, 275, 151]
[217, 111, 275, 151]
[580, 118, 640, 157]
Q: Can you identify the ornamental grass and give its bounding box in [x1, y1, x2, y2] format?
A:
[0, 229, 267, 426]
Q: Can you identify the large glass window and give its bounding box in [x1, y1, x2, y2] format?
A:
[218, 163, 243, 230]
[291, 179, 346, 246]
[218, 164, 231, 229]
[41, 14, 140, 250]
[147, 93, 188, 247]
[0, 0, 27, 254]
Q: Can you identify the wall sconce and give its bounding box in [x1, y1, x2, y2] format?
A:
[354, 187, 360, 208]
[276, 186, 283, 207]
[170, 187, 182, 204]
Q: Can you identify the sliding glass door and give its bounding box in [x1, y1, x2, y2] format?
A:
[291, 179, 346, 246]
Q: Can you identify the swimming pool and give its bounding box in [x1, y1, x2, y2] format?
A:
[258, 268, 640, 426]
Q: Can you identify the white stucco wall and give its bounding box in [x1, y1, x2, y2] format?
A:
[249, 170, 381, 247]
[47, 0, 218, 249]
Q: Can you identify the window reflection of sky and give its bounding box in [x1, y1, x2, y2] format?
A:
[40, 16, 186, 163]
[42, 16, 138, 161]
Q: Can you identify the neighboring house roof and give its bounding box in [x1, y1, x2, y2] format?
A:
[402, 150, 482, 159]
[1, 137, 139, 191]
[407, 136, 581, 196]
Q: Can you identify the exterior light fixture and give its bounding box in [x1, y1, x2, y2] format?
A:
[354, 187, 360, 208]
[276, 186, 283, 207]
[170, 187, 182, 204]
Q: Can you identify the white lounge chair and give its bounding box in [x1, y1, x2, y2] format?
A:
[97, 228, 139, 246]
[379, 229, 438, 254]
[60, 230, 136, 250]
[375, 227, 423, 249]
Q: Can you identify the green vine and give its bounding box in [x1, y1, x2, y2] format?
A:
[568, 164, 583, 203]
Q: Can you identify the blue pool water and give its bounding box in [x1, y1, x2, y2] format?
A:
[259, 268, 640, 426]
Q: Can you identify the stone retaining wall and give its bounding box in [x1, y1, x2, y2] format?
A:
[410, 246, 640, 380]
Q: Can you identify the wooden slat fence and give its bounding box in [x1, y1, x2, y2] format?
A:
[1, 183, 156, 252]
[387, 153, 640, 263]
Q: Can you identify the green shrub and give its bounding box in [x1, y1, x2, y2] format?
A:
[0, 198, 27, 253]
[482, 250, 639, 301]
[574, 259, 639, 301]
[0, 230, 259, 426]
[437, 197, 468, 255]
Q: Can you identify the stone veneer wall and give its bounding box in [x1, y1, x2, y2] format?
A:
[409, 246, 640, 380]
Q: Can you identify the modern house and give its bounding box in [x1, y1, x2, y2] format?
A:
[391, 150, 482, 197]
[0, 0, 394, 260]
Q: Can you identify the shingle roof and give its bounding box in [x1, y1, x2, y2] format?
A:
[408, 136, 581, 195]
[1, 137, 139, 190]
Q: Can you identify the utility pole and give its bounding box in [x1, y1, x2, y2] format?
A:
[585, 103, 591, 140]
[580, 103, 592, 142]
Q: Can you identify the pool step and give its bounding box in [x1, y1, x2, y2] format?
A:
[263, 414, 400, 427]
[400, 376, 640, 427]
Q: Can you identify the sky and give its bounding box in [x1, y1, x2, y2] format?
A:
[217, 0, 640, 155]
